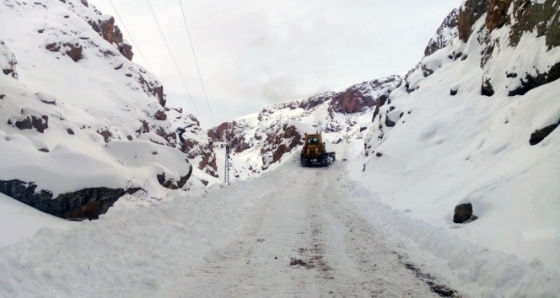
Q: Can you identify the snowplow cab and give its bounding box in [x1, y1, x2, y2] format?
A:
[300, 133, 335, 167]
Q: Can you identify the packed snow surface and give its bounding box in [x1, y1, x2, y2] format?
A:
[1, 157, 559, 297]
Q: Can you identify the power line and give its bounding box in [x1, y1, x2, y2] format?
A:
[145, 0, 200, 116]
[178, 0, 215, 126]
[107, 0, 154, 74]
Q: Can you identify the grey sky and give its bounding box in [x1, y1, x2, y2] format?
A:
[89, 0, 463, 127]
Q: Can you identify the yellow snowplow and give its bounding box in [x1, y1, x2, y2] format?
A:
[300, 133, 336, 167]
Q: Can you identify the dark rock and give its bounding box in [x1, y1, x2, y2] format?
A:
[506, 72, 518, 78]
[328, 84, 375, 114]
[290, 258, 307, 267]
[66, 128, 74, 135]
[453, 203, 474, 223]
[261, 124, 303, 170]
[118, 43, 133, 61]
[64, 43, 83, 62]
[481, 79, 494, 96]
[154, 110, 167, 121]
[385, 114, 396, 128]
[0, 179, 139, 220]
[155, 126, 176, 147]
[38, 148, 49, 153]
[450, 88, 458, 96]
[97, 129, 112, 142]
[1, 41, 18, 79]
[425, 9, 459, 57]
[207, 121, 251, 154]
[480, 44, 494, 68]
[45, 42, 61, 52]
[136, 120, 150, 134]
[0, 94, 5, 99]
[508, 62, 560, 96]
[178, 123, 218, 178]
[486, 0, 513, 31]
[376, 152, 383, 157]
[137, 74, 165, 107]
[458, 0, 488, 42]
[529, 121, 559, 145]
[421, 64, 434, 77]
[157, 165, 192, 190]
[509, 0, 560, 49]
[15, 115, 49, 133]
[37, 94, 56, 105]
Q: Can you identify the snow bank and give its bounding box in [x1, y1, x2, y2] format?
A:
[0, 193, 74, 247]
[0, 161, 287, 297]
[343, 176, 560, 297]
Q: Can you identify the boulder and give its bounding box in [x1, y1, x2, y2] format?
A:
[529, 121, 559, 145]
[453, 203, 474, 223]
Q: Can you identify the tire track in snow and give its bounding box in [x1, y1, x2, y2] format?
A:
[161, 161, 446, 297]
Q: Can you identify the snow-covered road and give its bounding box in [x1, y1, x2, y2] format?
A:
[162, 161, 442, 297]
[4, 155, 560, 297]
[1, 158, 454, 297]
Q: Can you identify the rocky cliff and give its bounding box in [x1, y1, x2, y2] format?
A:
[0, 0, 217, 219]
[208, 75, 402, 175]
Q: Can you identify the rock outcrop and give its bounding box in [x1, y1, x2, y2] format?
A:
[424, 9, 459, 57]
[457, 0, 560, 96]
[175, 114, 218, 177]
[529, 120, 560, 146]
[0, 40, 18, 79]
[0, 179, 140, 220]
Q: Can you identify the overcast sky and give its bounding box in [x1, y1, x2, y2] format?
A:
[89, 0, 463, 127]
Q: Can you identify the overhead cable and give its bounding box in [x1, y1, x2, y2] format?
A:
[178, 0, 215, 126]
[107, 0, 154, 74]
[145, 0, 200, 116]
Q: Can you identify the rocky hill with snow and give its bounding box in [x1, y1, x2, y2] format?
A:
[209, 0, 560, 273]
[359, 0, 560, 272]
[208, 75, 402, 177]
[0, 0, 218, 219]
[0, 0, 559, 296]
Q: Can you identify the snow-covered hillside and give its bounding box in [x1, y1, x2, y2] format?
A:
[208, 0, 560, 280]
[1, 0, 559, 296]
[0, 0, 219, 219]
[208, 75, 402, 178]
[356, 0, 560, 271]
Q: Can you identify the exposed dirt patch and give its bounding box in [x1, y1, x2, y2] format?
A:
[404, 262, 460, 297]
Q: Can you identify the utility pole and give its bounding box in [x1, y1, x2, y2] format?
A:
[224, 143, 230, 185]
[224, 123, 231, 185]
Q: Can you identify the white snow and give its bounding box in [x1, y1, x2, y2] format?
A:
[1, 0, 560, 296]
[0, 193, 74, 247]
[0, 0, 213, 205]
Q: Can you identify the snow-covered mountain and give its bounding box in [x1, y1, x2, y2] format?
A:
[1, 0, 559, 296]
[0, 0, 218, 219]
[208, 75, 402, 177]
[357, 0, 560, 269]
[209, 0, 560, 273]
